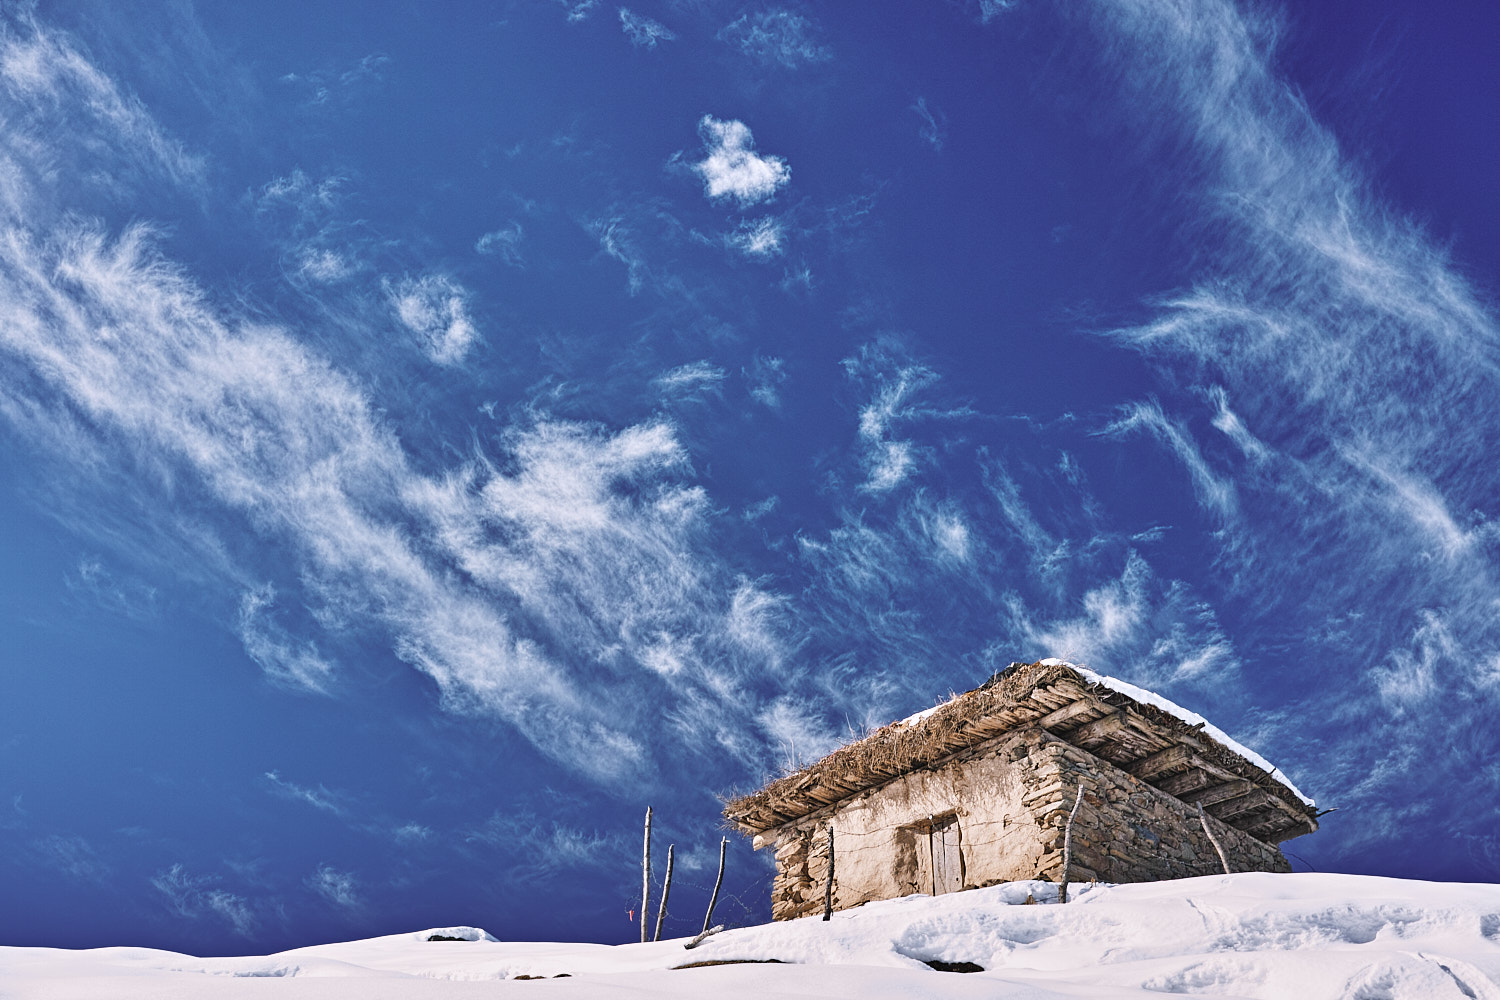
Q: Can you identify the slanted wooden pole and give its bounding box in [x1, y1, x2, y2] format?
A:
[683, 924, 723, 950]
[821, 825, 835, 921]
[1059, 784, 1085, 904]
[653, 844, 674, 942]
[1197, 801, 1231, 875]
[640, 806, 652, 943]
[702, 836, 727, 935]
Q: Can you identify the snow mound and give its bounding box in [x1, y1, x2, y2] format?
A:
[415, 927, 498, 943]
[3, 873, 1498, 998]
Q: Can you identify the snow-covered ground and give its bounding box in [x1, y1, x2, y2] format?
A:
[4, 873, 1498, 998]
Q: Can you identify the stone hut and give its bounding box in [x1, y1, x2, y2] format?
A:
[724, 659, 1319, 921]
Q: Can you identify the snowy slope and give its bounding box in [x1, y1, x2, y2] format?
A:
[3, 874, 1498, 998]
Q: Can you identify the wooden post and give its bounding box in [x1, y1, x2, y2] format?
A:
[653, 844, 674, 942]
[640, 806, 652, 944]
[821, 825, 835, 921]
[702, 836, 726, 935]
[683, 925, 723, 950]
[1197, 801, 1231, 875]
[1059, 784, 1085, 904]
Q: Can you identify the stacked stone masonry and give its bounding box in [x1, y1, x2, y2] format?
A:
[766, 726, 1290, 921]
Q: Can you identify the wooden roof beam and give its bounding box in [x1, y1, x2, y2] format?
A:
[1181, 779, 1257, 808]
[1035, 697, 1101, 731]
[1127, 745, 1194, 781]
[1156, 768, 1213, 797]
[1209, 788, 1285, 823]
[1066, 708, 1126, 746]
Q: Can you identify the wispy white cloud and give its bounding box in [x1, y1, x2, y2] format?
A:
[717, 10, 831, 68]
[619, 8, 676, 48]
[841, 343, 958, 495]
[1372, 609, 1451, 713]
[475, 222, 525, 266]
[653, 360, 726, 400]
[1007, 550, 1239, 689]
[1337, 442, 1477, 561]
[554, 0, 601, 23]
[588, 215, 648, 294]
[465, 811, 617, 884]
[912, 495, 972, 566]
[294, 247, 357, 284]
[203, 891, 257, 937]
[152, 864, 257, 936]
[689, 116, 790, 208]
[758, 696, 838, 773]
[32, 834, 107, 883]
[1079, 0, 1500, 841]
[911, 97, 947, 152]
[0, 214, 656, 779]
[252, 170, 363, 285]
[746, 354, 787, 408]
[723, 216, 784, 258]
[66, 556, 159, 621]
[973, 0, 1017, 25]
[279, 53, 389, 111]
[1100, 400, 1237, 520]
[255, 169, 344, 220]
[0, 20, 204, 196]
[263, 770, 346, 815]
[1206, 385, 1270, 463]
[393, 823, 431, 843]
[727, 578, 795, 671]
[742, 496, 779, 521]
[982, 459, 1066, 578]
[307, 864, 360, 911]
[384, 273, 479, 365]
[780, 262, 813, 292]
[238, 586, 336, 694]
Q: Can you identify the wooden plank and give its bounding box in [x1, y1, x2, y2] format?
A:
[1183, 753, 1244, 786]
[1068, 710, 1126, 745]
[1181, 780, 1256, 808]
[931, 816, 964, 895]
[1156, 768, 1212, 796]
[1050, 679, 1094, 701]
[1127, 745, 1193, 781]
[1254, 817, 1315, 844]
[1036, 697, 1101, 730]
[1220, 789, 1310, 829]
[1209, 788, 1280, 822]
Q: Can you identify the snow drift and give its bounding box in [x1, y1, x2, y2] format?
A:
[3, 873, 1498, 998]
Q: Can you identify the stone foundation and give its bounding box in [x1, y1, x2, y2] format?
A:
[763, 726, 1290, 921]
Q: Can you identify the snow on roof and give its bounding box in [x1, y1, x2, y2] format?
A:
[725, 658, 1318, 839]
[896, 702, 945, 727]
[1041, 659, 1314, 807]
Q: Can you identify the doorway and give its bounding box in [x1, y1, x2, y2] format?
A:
[929, 814, 964, 895]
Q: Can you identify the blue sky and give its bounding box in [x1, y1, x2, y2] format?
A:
[1, 0, 1498, 955]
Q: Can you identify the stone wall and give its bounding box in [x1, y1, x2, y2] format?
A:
[762, 726, 1290, 921]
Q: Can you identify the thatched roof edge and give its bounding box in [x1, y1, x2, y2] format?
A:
[723, 660, 1316, 840]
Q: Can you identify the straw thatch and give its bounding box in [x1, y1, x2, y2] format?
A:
[725, 660, 1318, 845]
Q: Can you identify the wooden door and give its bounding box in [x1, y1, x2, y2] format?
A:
[929, 815, 963, 895]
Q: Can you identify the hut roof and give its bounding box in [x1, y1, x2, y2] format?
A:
[724, 659, 1319, 846]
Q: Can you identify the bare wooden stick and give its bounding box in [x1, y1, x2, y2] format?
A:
[702, 836, 727, 934]
[1197, 801, 1231, 875]
[640, 806, 652, 944]
[653, 844, 674, 942]
[1059, 784, 1085, 904]
[821, 825, 835, 921]
[683, 925, 723, 950]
